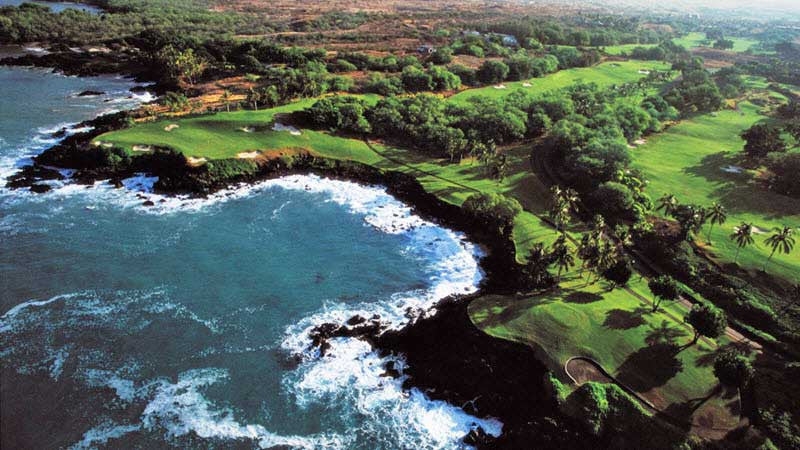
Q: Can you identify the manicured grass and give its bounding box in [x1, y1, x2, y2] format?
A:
[673, 32, 770, 54]
[632, 102, 800, 282]
[96, 97, 384, 163]
[448, 60, 671, 104]
[601, 43, 656, 56]
[469, 274, 741, 429]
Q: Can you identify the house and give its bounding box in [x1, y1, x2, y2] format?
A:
[417, 45, 436, 55]
[496, 33, 519, 47]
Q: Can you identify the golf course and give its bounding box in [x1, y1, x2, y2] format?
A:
[90, 58, 771, 437]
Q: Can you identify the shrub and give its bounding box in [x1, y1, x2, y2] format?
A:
[765, 152, 800, 197]
[430, 46, 453, 65]
[602, 258, 633, 288]
[589, 182, 637, 222]
[476, 60, 510, 84]
[462, 192, 522, 231]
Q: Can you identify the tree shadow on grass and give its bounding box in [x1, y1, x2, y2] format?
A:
[695, 341, 757, 368]
[564, 291, 603, 304]
[469, 296, 536, 330]
[684, 152, 800, 219]
[616, 343, 684, 392]
[603, 308, 647, 330]
[659, 384, 722, 426]
[645, 320, 688, 347]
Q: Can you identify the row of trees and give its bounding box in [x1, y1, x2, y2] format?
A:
[656, 194, 797, 271]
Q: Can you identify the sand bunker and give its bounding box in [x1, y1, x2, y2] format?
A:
[721, 165, 744, 174]
[751, 225, 769, 234]
[638, 69, 651, 75]
[237, 151, 260, 159]
[633, 139, 647, 146]
[522, 82, 532, 87]
[164, 124, 179, 132]
[132, 145, 153, 152]
[187, 156, 207, 166]
[493, 84, 507, 90]
[93, 141, 114, 148]
[272, 122, 301, 136]
[238, 126, 255, 133]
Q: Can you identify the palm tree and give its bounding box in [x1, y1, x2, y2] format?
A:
[705, 202, 727, 244]
[656, 194, 679, 216]
[730, 223, 755, 264]
[551, 236, 575, 283]
[764, 226, 796, 272]
[594, 241, 617, 282]
[246, 87, 261, 110]
[561, 188, 580, 215]
[220, 89, 232, 112]
[576, 234, 599, 280]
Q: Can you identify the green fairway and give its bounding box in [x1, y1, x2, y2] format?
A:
[469, 274, 741, 430]
[448, 60, 671, 104]
[95, 97, 385, 163]
[632, 102, 800, 282]
[673, 32, 769, 54]
[601, 43, 657, 56]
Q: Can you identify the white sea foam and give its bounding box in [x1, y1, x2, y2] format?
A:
[70, 422, 142, 449]
[82, 369, 139, 402]
[139, 368, 347, 449]
[287, 337, 502, 447]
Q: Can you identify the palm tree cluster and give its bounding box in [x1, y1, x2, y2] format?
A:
[575, 215, 625, 286]
[656, 194, 796, 273]
[548, 186, 580, 234]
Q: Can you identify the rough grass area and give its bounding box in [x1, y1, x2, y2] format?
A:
[469, 274, 745, 433]
[447, 60, 671, 104]
[632, 101, 800, 283]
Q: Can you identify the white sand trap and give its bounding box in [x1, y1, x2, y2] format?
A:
[187, 156, 207, 165]
[132, 145, 153, 152]
[522, 82, 533, 87]
[638, 69, 651, 75]
[493, 84, 507, 90]
[238, 126, 255, 133]
[751, 225, 769, 234]
[272, 122, 301, 136]
[237, 151, 260, 159]
[164, 124, 179, 132]
[721, 165, 744, 174]
[634, 138, 647, 146]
